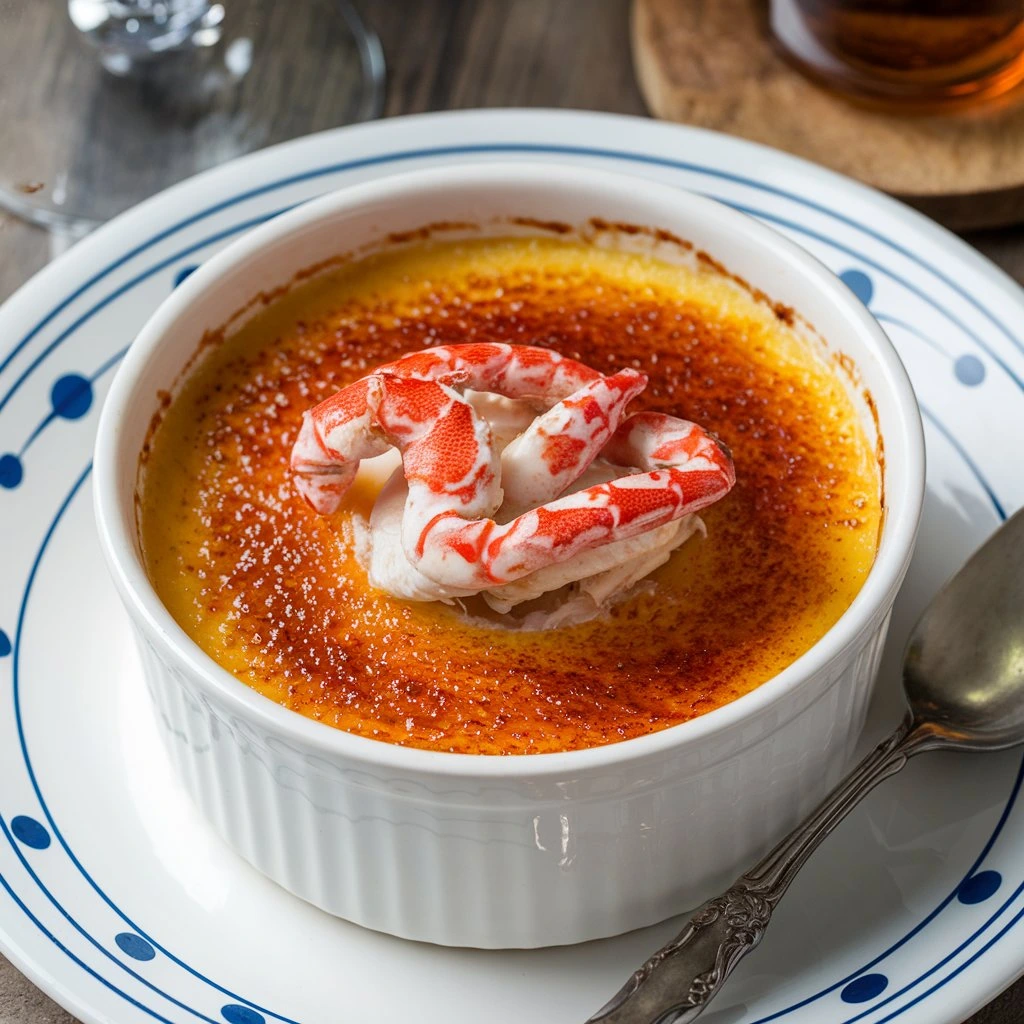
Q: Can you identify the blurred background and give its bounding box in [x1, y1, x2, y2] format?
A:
[6, 0, 1024, 307]
[0, 0, 650, 302]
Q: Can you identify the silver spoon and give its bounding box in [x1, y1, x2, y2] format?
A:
[588, 506, 1024, 1024]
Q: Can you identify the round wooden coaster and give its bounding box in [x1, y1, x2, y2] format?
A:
[631, 0, 1024, 229]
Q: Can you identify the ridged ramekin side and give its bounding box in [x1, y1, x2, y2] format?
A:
[94, 163, 923, 950]
[132, 604, 893, 949]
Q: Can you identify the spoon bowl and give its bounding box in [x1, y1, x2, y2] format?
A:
[904, 506, 1024, 751]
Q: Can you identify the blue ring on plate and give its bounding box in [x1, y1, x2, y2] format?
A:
[2, 143, 1023, 418]
[0, 141, 1021, 1024]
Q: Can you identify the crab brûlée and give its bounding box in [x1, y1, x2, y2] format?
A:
[140, 235, 882, 754]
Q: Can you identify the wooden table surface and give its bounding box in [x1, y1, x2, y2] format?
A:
[1, 1, 1023, 1021]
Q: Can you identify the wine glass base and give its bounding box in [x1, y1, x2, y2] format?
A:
[0, 0, 384, 229]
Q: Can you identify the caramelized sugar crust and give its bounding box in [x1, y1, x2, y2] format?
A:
[141, 238, 882, 754]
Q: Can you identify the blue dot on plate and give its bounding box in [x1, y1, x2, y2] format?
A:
[0, 453, 23, 489]
[174, 265, 199, 288]
[841, 973, 888, 1003]
[221, 1006, 265, 1024]
[0, 630, 10, 657]
[958, 870, 1002, 904]
[115, 932, 156, 961]
[11, 815, 50, 850]
[840, 269, 874, 306]
[955, 354, 986, 387]
[51, 374, 93, 420]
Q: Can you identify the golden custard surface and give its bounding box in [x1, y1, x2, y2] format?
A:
[141, 237, 881, 754]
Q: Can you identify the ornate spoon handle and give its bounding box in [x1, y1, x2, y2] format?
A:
[588, 714, 940, 1024]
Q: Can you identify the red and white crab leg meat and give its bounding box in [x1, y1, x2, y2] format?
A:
[291, 343, 735, 617]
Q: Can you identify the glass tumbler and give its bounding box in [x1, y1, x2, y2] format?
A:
[771, 0, 1024, 110]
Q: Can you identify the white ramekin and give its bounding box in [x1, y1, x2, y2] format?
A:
[94, 163, 925, 949]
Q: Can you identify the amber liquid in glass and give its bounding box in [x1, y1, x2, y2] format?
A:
[772, 0, 1024, 110]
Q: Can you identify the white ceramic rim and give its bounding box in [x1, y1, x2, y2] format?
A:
[93, 161, 926, 778]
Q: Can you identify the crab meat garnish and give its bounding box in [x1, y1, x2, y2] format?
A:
[291, 343, 735, 612]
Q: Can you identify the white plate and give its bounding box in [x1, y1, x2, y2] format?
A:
[1, 110, 1022, 1024]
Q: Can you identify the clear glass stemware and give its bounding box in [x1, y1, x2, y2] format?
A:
[0, 0, 385, 229]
